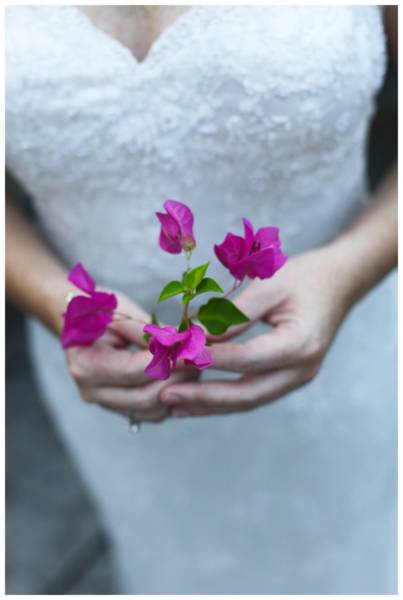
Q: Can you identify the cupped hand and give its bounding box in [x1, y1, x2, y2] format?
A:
[65, 291, 199, 423]
[160, 246, 358, 417]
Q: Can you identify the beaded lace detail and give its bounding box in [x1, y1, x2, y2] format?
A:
[6, 5, 386, 304]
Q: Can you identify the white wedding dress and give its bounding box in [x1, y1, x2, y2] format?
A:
[6, 5, 397, 594]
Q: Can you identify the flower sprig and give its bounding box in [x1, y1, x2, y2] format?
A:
[61, 199, 287, 381]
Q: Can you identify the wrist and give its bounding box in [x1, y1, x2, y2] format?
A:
[320, 236, 373, 309]
[41, 276, 74, 336]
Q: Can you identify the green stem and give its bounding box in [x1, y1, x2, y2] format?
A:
[224, 278, 243, 298]
[183, 302, 191, 328]
[179, 249, 194, 328]
[113, 311, 147, 325]
[185, 249, 192, 271]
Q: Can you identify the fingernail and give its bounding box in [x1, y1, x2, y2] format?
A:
[171, 408, 190, 418]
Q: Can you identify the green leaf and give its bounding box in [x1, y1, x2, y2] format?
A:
[143, 312, 159, 343]
[195, 277, 224, 295]
[198, 297, 249, 335]
[157, 280, 184, 303]
[184, 262, 209, 291]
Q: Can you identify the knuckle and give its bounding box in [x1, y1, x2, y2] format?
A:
[189, 393, 204, 405]
[69, 360, 88, 383]
[79, 387, 93, 404]
[299, 335, 325, 363]
[133, 393, 156, 411]
[242, 345, 264, 372]
[186, 387, 205, 403]
[120, 352, 137, 380]
[243, 357, 262, 373]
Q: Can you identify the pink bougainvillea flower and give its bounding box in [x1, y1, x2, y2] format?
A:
[61, 263, 117, 349]
[214, 218, 287, 281]
[156, 199, 196, 254]
[143, 323, 213, 380]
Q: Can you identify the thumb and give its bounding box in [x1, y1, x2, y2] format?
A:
[109, 295, 151, 349]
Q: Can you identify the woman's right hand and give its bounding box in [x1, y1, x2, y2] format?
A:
[64, 291, 199, 423]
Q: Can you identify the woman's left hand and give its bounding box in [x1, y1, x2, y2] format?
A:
[160, 244, 359, 417]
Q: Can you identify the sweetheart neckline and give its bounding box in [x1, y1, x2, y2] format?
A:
[71, 5, 197, 68]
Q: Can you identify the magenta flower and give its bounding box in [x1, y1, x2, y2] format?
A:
[143, 323, 213, 380]
[61, 263, 117, 349]
[156, 200, 196, 254]
[214, 218, 287, 281]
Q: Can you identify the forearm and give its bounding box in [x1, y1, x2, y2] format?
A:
[6, 193, 73, 335]
[324, 165, 397, 305]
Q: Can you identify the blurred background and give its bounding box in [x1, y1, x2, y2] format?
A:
[5, 55, 397, 595]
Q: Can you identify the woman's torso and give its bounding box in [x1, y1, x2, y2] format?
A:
[6, 5, 386, 310]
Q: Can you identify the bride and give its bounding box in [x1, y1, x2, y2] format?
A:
[6, 5, 397, 594]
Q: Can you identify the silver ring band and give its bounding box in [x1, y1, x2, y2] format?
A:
[129, 413, 141, 433]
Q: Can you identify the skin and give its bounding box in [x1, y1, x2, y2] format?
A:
[77, 5, 190, 63]
[6, 6, 397, 424]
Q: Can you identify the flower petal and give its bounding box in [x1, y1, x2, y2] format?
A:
[187, 348, 214, 369]
[175, 324, 206, 362]
[144, 343, 172, 380]
[63, 295, 115, 327]
[274, 249, 288, 270]
[230, 247, 277, 280]
[61, 324, 106, 348]
[91, 291, 118, 313]
[242, 217, 255, 255]
[214, 233, 245, 269]
[255, 226, 280, 247]
[143, 324, 187, 347]
[164, 199, 195, 240]
[61, 296, 113, 348]
[159, 230, 182, 254]
[156, 212, 182, 254]
[68, 262, 96, 294]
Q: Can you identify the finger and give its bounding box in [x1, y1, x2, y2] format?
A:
[99, 401, 169, 424]
[208, 326, 301, 374]
[85, 368, 199, 412]
[70, 343, 155, 386]
[160, 368, 300, 411]
[109, 308, 150, 349]
[125, 367, 200, 423]
[170, 404, 213, 418]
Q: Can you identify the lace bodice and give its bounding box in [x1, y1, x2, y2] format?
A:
[6, 5, 386, 307]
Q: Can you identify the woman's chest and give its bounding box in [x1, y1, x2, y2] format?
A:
[76, 5, 190, 64]
[6, 5, 386, 193]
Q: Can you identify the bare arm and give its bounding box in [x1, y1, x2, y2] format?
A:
[6, 192, 72, 335]
[334, 5, 397, 303]
[328, 164, 396, 307]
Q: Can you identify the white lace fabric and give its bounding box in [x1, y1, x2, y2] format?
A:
[6, 5, 386, 303]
